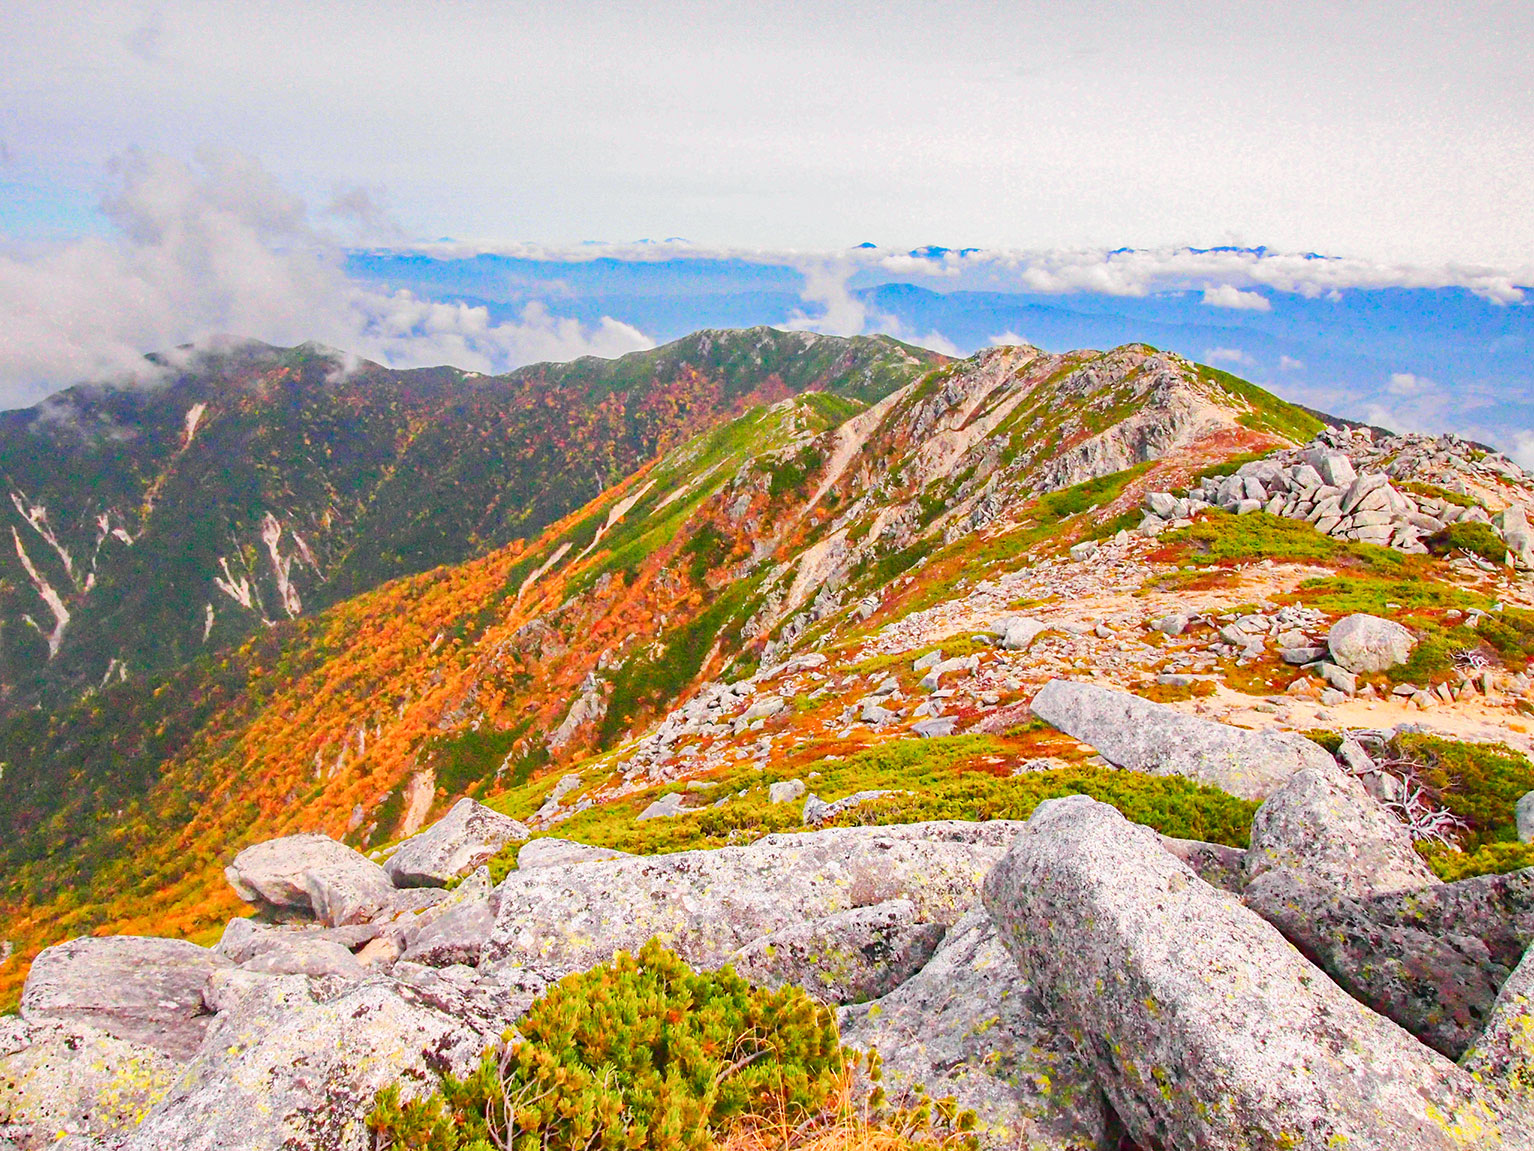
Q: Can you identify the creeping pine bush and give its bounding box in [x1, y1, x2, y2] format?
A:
[368, 939, 845, 1151]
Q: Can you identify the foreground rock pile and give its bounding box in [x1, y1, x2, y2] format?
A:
[8, 693, 1534, 1149]
[1138, 425, 1534, 567]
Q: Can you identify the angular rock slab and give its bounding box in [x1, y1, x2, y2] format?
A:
[383, 797, 529, 887]
[728, 899, 945, 1004]
[982, 795, 1528, 1149]
[838, 909, 1108, 1151]
[1029, 678, 1336, 799]
[0, 1016, 179, 1149]
[225, 833, 395, 926]
[515, 837, 632, 869]
[1465, 943, 1534, 1104]
[484, 820, 1025, 976]
[1326, 613, 1417, 674]
[123, 978, 501, 1151]
[1244, 763, 1440, 899]
[19, 936, 230, 1061]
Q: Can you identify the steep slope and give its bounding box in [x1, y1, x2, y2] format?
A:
[0, 328, 935, 707]
[0, 338, 1345, 1007]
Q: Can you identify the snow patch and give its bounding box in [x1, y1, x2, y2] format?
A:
[213, 557, 256, 612]
[11, 526, 70, 657]
[10, 490, 76, 587]
[183, 402, 207, 446]
[517, 541, 573, 601]
[261, 513, 303, 618]
[574, 479, 657, 564]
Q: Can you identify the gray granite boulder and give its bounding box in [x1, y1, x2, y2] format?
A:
[400, 897, 495, 968]
[382, 798, 529, 887]
[1028, 678, 1336, 799]
[727, 899, 945, 1004]
[1464, 943, 1534, 1106]
[1244, 762, 1440, 899]
[982, 795, 1527, 1148]
[122, 976, 505, 1151]
[483, 821, 1024, 976]
[19, 936, 230, 1061]
[1518, 791, 1534, 844]
[0, 1016, 179, 1149]
[1326, 613, 1417, 673]
[237, 935, 367, 982]
[225, 833, 395, 926]
[516, 838, 633, 869]
[838, 909, 1108, 1151]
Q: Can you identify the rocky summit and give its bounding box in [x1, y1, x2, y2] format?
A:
[3, 329, 1534, 1149]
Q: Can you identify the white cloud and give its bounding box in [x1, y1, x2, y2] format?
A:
[1512, 431, 1534, 470]
[1386, 372, 1436, 396]
[417, 238, 1532, 305]
[987, 331, 1031, 347]
[1203, 347, 1253, 366]
[0, 150, 653, 408]
[1202, 284, 1272, 311]
[1279, 355, 1304, 370]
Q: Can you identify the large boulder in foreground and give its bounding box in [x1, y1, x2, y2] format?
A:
[1464, 943, 1534, 1107]
[19, 936, 230, 1061]
[728, 899, 945, 1004]
[225, 833, 395, 926]
[0, 1016, 179, 1149]
[1326, 613, 1416, 674]
[838, 909, 1108, 1151]
[122, 976, 507, 1151]
[383, 798, 529, 887]
[982, 795, 1528, 1149]
[483, 821, 1024, 976]
[1028, 679, 1335, 799]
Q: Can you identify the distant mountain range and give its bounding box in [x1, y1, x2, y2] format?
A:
[0, 328, 935, 708]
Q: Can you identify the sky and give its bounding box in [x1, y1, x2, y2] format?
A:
[0, 0, 1531, 455]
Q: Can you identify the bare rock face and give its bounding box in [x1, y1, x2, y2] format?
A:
[837, 909, 1109, 1151]
[1326, 613, 1417, 674]
[235, 935, 367, 982]
[1028, 679, 1335, 800]
[400, 897, 495, 968]
[1244, 763, 1440, 899]
[0, 1016, 179, 1150]
[483, 821, 1023, 976]
[1464, 944, 1534, 1106]
[225, 833, 395, 926]
[982, 795, 1529, 1149]
[122, 977, 505, 1151]
[515, 838, 632, 869]
[727, 899, 946, 1004]
[382, 798, 529, 887]
[19, 936, 230, 1061]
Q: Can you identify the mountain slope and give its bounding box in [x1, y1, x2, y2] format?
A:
[0, 336, 1349, 1007]
[0, 328, 936, 707]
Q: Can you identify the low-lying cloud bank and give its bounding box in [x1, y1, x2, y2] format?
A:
[0, 151, 652, 407]
[2, 151, 1530, 464]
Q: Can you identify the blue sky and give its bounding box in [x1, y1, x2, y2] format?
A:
[0, 1, 1530, 458]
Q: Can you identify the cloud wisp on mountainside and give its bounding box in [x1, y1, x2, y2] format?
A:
[0, 150, 654, 406]
[2, 149, 1531, 462]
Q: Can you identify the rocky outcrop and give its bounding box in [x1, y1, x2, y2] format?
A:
[838, 909, 1108, 1151]
[1028, 678, 1335, 799]
[516, 837, 632, 869]
[483, 821, 1022, 976]
[982, 795, 1528, 1149]
[1326, 613, 1418, 674]
[225, 833, 396, 926]
[0, 1016, 179, 1150]
[383, 798, 529, 887]
[727, 900, 945, 1004]
[1464, 944, 1534, 1105]
[19, 936, 230, 1061]
[122, 976, 510, 1151]
[1243, 762, 1440, 899]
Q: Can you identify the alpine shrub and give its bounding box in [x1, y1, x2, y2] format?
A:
[368, 939, 844, 1151]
